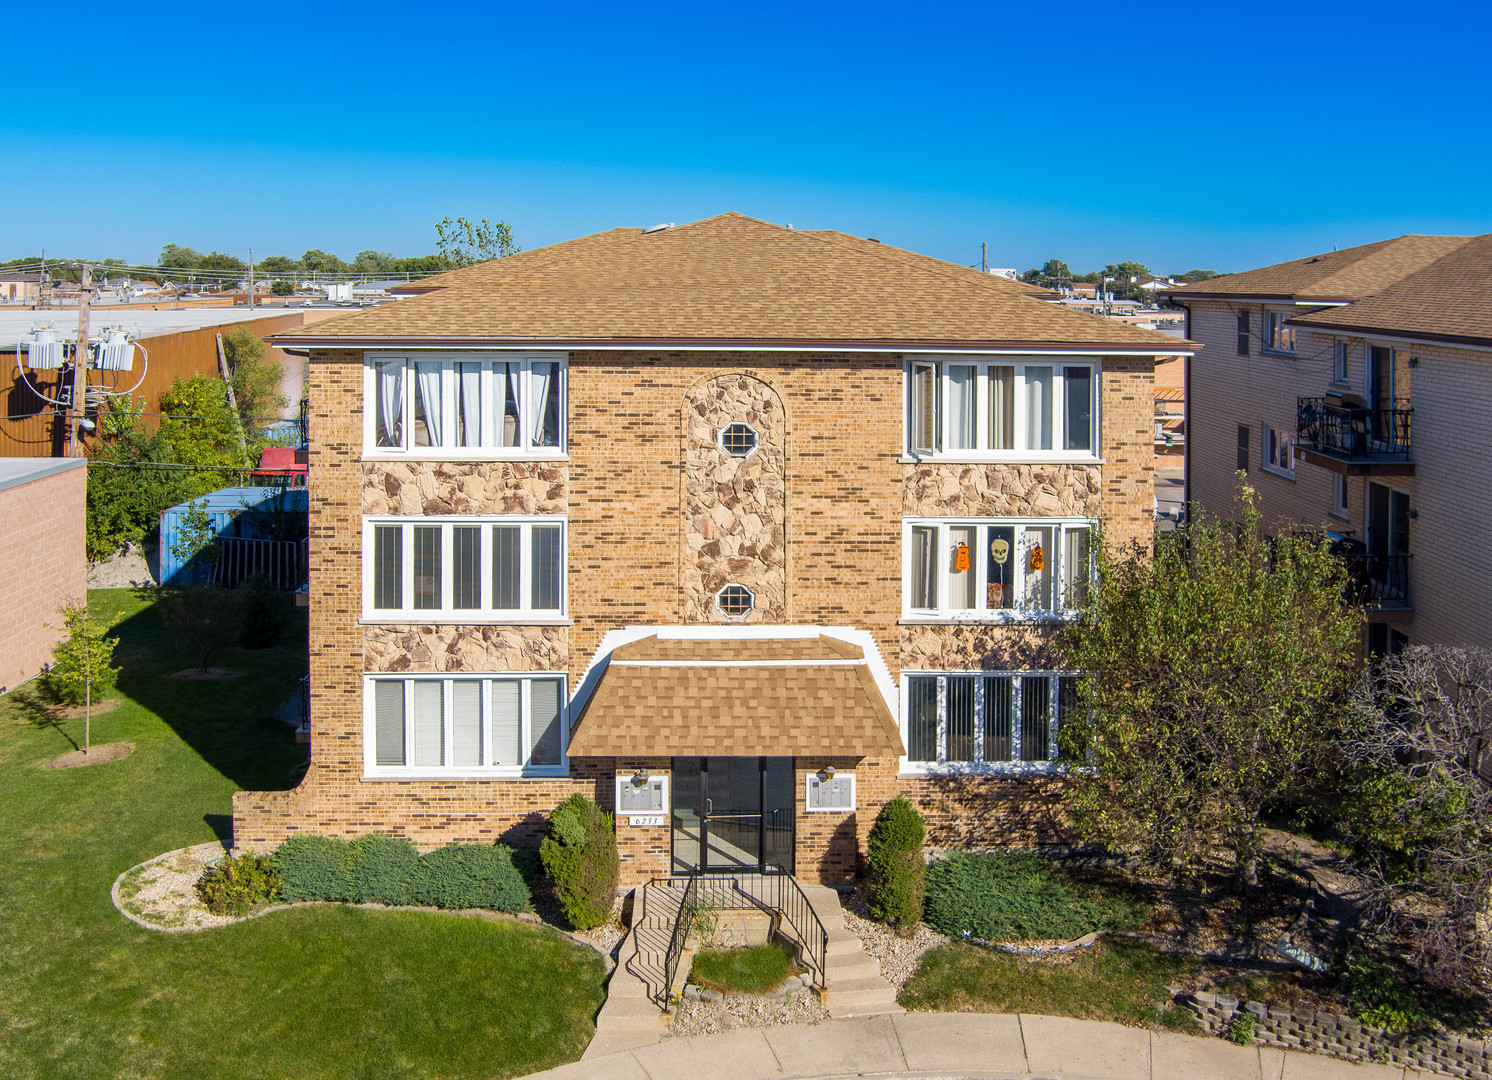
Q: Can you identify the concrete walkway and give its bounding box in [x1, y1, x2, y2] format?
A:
[531, 1013, 1425, 1080]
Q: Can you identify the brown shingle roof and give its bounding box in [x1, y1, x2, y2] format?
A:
[567, 634, 902, 757]
[1288, 233, 1492, 348]
[277, 213, 1190, 352]
[1165, 235, 1473, 303]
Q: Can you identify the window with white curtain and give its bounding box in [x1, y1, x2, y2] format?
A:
[364, 516, 566, 621]
[904, 358, 1099, 458]
[903, 671, 1079, 771]
[903, 517, 1093, 620]
[367, 353, 566, 456]
[366, 674, 567, 777]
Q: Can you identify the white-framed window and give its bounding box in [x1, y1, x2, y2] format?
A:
[1264, 311, 1296, 354]
[363, 515, 566, 622]
[1333, 340, 1350, 384]
[364, 352, 566, 458]
[902, 517, 1093, 620]
[364, 673, 567, 778]
[1332, 474, 1350, 519]
[905, 358, 1099, 459]
[1261, 423, 1295, 478]
[902, 671, 1080, 773]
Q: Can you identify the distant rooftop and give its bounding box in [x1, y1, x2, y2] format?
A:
[0, 456, 85, 494]
[0, 308, 308, 350]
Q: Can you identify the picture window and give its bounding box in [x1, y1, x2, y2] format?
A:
[367, 353, 565, 456]
[907, 359, 1098, 458]
[904, 517, 1092, 620]
[904, 672, 1079, 770]
[368, 674, 566, 777]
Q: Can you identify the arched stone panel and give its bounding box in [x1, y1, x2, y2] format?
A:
[680, 374, 788, 623]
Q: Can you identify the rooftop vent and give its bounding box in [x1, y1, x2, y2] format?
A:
[642, 222, 675, 235]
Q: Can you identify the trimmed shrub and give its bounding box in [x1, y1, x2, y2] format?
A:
[196, 851, 280, 916]
[271, 832, 350, 901]
[540, 794, 619, 930]
[865, 795, 927, 928]
[923, 851, 1144, 943]
[238, 573, 292, 649]
[415, 843, 530, 913]
[334, 833, 420, 905]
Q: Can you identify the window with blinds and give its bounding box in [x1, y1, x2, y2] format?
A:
[902, 672, 1079, 770]
[363, 516, 566, 621]
[366, 675, 567, 776]
[905, 359, 1099, 459]
[902, 517, 1094, 620]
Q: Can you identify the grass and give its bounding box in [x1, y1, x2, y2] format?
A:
[924, 852, 1148, 943]
[0, 589, 606, 1080]
[899, 937, 1203, 1034]
[689, 942, 800, 994]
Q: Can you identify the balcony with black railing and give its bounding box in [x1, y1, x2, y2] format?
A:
[1297, 397, 1414, 476]
[1334, 548, 1412, 613]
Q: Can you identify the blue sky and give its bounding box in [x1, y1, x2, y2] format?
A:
[4, 1, 1490, 274]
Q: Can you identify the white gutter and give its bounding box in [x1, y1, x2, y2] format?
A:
[273, 341, 1194, 357]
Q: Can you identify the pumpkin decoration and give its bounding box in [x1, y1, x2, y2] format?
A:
[953, 542, 970, 573]
[1029, 542, 1045, 572]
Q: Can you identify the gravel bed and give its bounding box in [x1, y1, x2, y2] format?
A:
[839, 887, 948, 992]
[117, 842, 234, 930]
[666, 988, 828, 1038]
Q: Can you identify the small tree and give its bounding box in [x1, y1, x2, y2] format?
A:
[221, 327, 287, 429]
[47, 601, 121, 755]
[539, 794, 618, 930]
[158, 587, 243, 673]
[1058, 482, 1364, 891]
[865, 795, 927, 929]
[1341, 645, 1492, 996]
[169, 498, 221, 585]
[434, 216, 520, 267]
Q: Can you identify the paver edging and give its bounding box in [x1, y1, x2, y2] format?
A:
[110, 843, 610, 960]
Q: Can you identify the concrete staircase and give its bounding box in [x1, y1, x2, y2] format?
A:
[796, 884, 903, 1019]
[582, 884, 680, 1059]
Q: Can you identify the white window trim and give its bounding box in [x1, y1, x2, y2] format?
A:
[1331, 474, 1350, 520]
[615, 773, 670, 815]
[362, 351, 568, 461]
[362, 672, 569, 780]
[717, 422, 760, 460]
[902, 356, 1102, 463]
[715, 583, 755, 620]
[901, 516, 1094, 622]
[1332, 340, 1351, 386]
[361, 514, 567, 623]
[899, 669, 1075, 775]
[1263, 310, 1297, 356]
[1260, 423, 1296, 480]
[804, 772, 857, 813]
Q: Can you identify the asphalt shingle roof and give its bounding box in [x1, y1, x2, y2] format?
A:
[276, 213, 1188, 352]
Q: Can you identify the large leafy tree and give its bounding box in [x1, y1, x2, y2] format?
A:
[300, 248, 348, 275]
[220, 327, 287, 427]
[1058, 483, 1364, 891]
[434, 216, 520, 267]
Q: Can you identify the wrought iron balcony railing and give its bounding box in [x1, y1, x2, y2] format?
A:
[1336, 550, 1412, 609]
[1298, 397, 1412, 459]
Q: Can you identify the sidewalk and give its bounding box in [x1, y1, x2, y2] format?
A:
[525, 1012, 1420, 1080]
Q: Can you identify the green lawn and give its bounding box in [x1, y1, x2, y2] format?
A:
[899, 937, 1202, 1034]
[0, 589, 606, 1080]
[689, 942, 799, 994]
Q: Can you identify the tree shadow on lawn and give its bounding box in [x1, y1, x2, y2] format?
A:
[106, 590, 308, 793]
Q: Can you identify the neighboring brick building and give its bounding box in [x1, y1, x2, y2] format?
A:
[233, 212, 1190, 885]
[1168, 233, 1492, 653]
[0, 458, 86, 693]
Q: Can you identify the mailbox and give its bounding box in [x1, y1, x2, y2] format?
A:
[616, 773, 668, 815]
[806, 772, 856, 812]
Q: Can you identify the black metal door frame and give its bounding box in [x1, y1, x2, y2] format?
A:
[671, 756, 793, 875]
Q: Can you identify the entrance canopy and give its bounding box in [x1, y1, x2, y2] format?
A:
[568, 631, 903, 758]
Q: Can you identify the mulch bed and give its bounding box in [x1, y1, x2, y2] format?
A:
[43, 742, 133, 770]
[38, 699, 122, 720]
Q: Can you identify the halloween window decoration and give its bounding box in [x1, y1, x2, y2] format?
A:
[905, 518, 1088, 619]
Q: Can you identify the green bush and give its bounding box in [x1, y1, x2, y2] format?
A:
[238, 573, 292, 649]
[1342, 955, 1425, 1033]
[416, 843, 530, 913]
[923, 851, 1143, 943]
[865, 795, 926, 928]
[540, 794, 619, 930]
[271, 832, 350, 901]
[334, 833, 421, 905]
[195, 851, 281, 916]
[1224, 1012, 1255, 1045]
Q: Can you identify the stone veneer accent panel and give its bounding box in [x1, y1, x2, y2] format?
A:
[899, 624, 1064, 672]
[361, 461, 566, 516]
[902, 464, 1100, 518]
[364, 625, 568, 673]
[682, 373, 788, 623]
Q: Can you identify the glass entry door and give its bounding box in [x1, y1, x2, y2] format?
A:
[671, 757, 794, 875]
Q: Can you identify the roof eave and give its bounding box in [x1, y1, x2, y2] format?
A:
[1165, 290, 1362, 305]
[1281, 319, 1492, 351]
[270, 334, 1195, 354]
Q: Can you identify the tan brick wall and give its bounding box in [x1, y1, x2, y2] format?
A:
[1185, 300, 1489, 651]
[0, 463, 86, 692]
[233, 349, 1156, 883]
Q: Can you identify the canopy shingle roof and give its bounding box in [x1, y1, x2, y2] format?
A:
[1289, 233, 1492, 349]
[567, 633, 903, 758]
[1165, 235, 1474, 303]
[276, 213, 1188, 353]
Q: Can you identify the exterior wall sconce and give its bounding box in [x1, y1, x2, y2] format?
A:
[630, 768, 651, 788]
[818, 765, 836, 782]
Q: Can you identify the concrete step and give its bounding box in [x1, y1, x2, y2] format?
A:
[824, 975, 903, 1018]
[827, 995, 904, 1019]
[826, 935, 865, 957]
[581, 1029, 665, 1060]
[824, 956, 882, 982]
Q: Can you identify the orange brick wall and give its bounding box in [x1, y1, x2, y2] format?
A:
[0, 462, 86, 692]
[233, 349, 1157, 884]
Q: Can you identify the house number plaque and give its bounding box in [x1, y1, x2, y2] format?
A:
[628, 815, 665, 827]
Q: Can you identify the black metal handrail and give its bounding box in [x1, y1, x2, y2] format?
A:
[1298, 397, 1412, 458]
[739, 871, 829, 989]
[1338, 551, 1412, 608]
[658, 869, 700, 1007]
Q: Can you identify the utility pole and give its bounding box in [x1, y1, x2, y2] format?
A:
[247, 248, 255, 309]
[982, 242, 988, 273]
[68, 263, 91, 457]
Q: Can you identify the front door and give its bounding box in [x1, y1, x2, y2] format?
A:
[671, 757, 794, 875]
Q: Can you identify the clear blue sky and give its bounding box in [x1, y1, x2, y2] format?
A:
[5, 0, 1490, 275]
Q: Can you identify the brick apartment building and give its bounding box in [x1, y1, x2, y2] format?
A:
[0, 458, 85, 693]
[232, 213, 1190, 886]
[1168, 233, 1492, 654]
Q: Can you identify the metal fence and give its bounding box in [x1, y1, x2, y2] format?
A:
[1297, 397, 1413, 458]
[212, 537, 310, 590]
